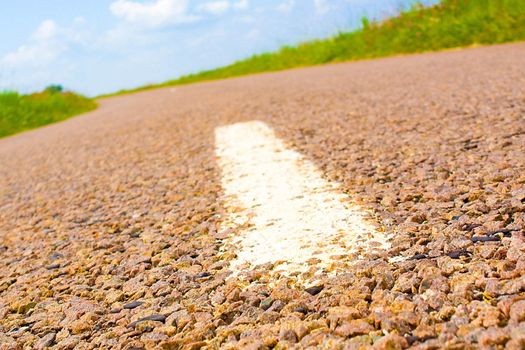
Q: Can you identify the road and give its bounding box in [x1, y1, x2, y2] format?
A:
[1, 43, 524, 349]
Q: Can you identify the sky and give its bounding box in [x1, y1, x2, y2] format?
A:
[0, 0, 437, 96]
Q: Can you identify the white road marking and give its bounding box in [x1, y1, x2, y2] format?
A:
[215, 121, 390, 275]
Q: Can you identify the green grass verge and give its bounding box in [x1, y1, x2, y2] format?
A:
[0, 89, 97, 138]
[103, 0, 525, 97]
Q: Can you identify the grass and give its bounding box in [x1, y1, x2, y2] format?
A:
[104, 0, 525, 97]
[0, 88, 97, 138]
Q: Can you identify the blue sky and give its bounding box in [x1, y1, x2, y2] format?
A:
[0, 0, 437, 96]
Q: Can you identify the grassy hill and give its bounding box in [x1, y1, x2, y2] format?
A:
[107, 0, 525, 96]
[0, 88, 97, 138]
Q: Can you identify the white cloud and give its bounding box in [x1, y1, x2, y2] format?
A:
[32, 20, 58, 41]
[110, 0, 198, 27]
[1, 20, 67, 68]
[277, 0, 295, 13]
[233, 0, 249, 10]
[245, 28, 259, 39]
[314, 0, 331, 14]
[0, 18, 92, 92]
[198, 0, 248, 15]
[199, 1, 231, 15]
[237, 15, 255, 23]
[73, 16, 87, 25]
[1, 44, 59, 68]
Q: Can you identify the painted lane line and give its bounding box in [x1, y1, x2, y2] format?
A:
[215, 121, 391, 275]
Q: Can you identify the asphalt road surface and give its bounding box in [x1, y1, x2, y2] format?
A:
[1, 43, 524, 349]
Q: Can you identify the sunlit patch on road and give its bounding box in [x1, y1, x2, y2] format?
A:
[215, 121, 391, 276]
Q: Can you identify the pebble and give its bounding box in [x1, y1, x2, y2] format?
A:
[374, 334, 408, 349]
[304, 285, 323, 296]
[34, 332, 56, 350]
[49, 253, 64, 260]
[124, 301, 144, 310]
[471, 236, 500, 243]
[260, 297, 274, 311]
[128, 314, 167, 328]
[292, 307, 308, 314]
[477, 327, 510, 347]
[446, 250, 471, 259]
[45, 263, 61, 270]
[334, 320, 373, 337]
[409, 254, 429, 260]
[509, 300, 525, 323]
[194, 272, 211, 280]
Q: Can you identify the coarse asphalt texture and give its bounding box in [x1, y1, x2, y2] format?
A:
[1, 43, 525, 349]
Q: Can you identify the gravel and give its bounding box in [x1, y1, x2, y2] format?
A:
[1, 42, 524, 349]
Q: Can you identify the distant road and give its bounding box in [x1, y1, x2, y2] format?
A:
[1, 43, 524, 349]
